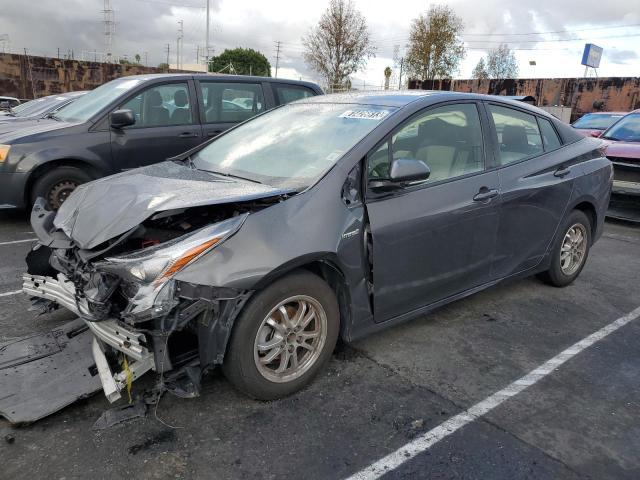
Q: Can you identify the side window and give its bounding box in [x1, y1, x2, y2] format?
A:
[199, 82, 264, 123]
[368, 103, 484, 184]
[489, 105, 544, 165]
[120, 83, 193, 128]
[273, 84, 316, 105]
[538, 117, 562, 151]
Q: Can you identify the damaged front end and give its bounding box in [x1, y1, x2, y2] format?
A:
[22, 196, 264, 406]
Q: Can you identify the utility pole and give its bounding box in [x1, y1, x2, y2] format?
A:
[398, 57, 404, 90]
[205, 0, 210, 71]
[177, 20, 183, 69]
[144, 51, 148, 66]
[274, 41, 282, 78]
[102, 0, 115, 62]
[166, 43, 170, 71]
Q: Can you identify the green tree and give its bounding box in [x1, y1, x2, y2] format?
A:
[405, 4, 466, 81]
[384, 66, 392, 90]
[209, 48, 271, 76]
[134, 53, 141, 64]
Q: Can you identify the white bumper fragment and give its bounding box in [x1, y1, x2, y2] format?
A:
[23, 273, 156, 403]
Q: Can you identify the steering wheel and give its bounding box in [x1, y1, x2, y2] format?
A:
[370, 162, 390, 179]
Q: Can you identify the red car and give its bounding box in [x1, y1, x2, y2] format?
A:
[572, 111, 627, 138]
[600, 109, 640, 221]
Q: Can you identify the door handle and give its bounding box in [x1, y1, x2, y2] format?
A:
[554, 166, 571, 178]
[206, 130, 223, 137]
[473, 188, 499, 202]
[179, 132, 199, 138]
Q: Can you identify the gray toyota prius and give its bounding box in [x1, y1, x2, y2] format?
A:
[24, 91, 612, 404]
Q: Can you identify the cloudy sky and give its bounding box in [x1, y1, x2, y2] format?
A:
[1, 0, 639, 87]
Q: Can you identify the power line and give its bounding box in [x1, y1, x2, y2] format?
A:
[129, 0, 205, 9]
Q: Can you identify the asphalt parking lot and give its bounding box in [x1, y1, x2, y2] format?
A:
[1, 210, 639, 480]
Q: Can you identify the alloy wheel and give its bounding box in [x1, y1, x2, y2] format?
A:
[253, 295, 327, 383]
[560, 223, 587, 276]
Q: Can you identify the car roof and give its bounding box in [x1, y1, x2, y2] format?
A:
[109, 73, 321, 90]
[582, 111, 628, 116]
[296, 90, 554, 112]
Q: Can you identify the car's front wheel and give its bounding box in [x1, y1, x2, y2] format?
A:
[222, 270, 339, 400]
[31, 166, 93, 210]
[538, 209, 592, 287]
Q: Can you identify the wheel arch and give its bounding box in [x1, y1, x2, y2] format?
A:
[571, 200, 598, 244]
[252, 254, 352, 341]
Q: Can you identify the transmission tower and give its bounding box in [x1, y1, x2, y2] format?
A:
[102, 0, 115, 62]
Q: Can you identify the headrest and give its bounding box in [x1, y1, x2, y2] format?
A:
[174, 90, 188, 107]
[148, 90, 163, 107]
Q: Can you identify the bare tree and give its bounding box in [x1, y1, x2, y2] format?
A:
[405, 5, 465, 81]
[480, 44, 519, 79]
[472, 57, 489, 80]
[302, 0, 375, 90]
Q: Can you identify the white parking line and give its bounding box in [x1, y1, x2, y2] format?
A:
[0, 289, 22, 298]
[0, 238, 37, 246]
[346, 305, 640, 480]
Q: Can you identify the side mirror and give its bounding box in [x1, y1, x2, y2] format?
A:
[389, 158, 431, 183]
[0, 101, 10, 110]
[591, 131, 603, 138]
[369, 158, 430, 192]
[110, 109, 135, 129]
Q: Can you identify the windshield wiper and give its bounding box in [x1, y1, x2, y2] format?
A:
[208, 170, 262, 184]
[45, 112, 61, 121]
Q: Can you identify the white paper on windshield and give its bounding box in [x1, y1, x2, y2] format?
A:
[339, 109, 390, 121]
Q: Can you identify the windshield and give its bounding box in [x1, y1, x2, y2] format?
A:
[55, 77, 144, 123]
[601, 113, 640, 142]
[192, 103, 395, 189]
[573, 113, 624, 130]
[11, 95, 67, 117]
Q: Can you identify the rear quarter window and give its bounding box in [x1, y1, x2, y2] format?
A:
[273, 84, 317, 105]
[538, 117, 562, 151]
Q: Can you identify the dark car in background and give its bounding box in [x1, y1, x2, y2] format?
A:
[0, 91, 87, 135]
[572, 111, 626, 138]
[22, 92, 611, 407]
[600, 109, 640, 221]
[0, 91, 87, 120]
[0, 74, 322, 210]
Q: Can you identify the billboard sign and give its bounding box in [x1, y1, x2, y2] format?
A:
[581, 44, 603, 68]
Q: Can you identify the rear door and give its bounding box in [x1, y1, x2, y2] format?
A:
[486, 103, 575, 278]
[196, 80, 266, 139]
[366, 101, 501, 322]
[110, 80, 202, 170]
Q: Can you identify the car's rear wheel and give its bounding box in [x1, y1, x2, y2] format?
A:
[31, 166, 93, 210]
[538, 209, 592, 287]
[222, 270, 339, 400]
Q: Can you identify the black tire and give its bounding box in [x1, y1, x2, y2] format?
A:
[30, 166, 93, 210]
[222, 270, 340, 400]
[537, 209, 592, 287]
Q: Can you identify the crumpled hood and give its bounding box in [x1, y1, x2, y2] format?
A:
[54, 161, 294, 249]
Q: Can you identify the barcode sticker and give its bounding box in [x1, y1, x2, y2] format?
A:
[339, 109, 390, 120]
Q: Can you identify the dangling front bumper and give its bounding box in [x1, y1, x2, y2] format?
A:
[22, 273, 156, 403]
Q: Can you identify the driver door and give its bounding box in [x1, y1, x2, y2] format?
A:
[365, 102, 501, 322]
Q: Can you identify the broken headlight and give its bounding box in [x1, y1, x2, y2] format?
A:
[95, 214, 246, 317]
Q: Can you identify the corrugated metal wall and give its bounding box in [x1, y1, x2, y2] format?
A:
[409, 77, 640, 121]
[0, 53, 196, 100]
